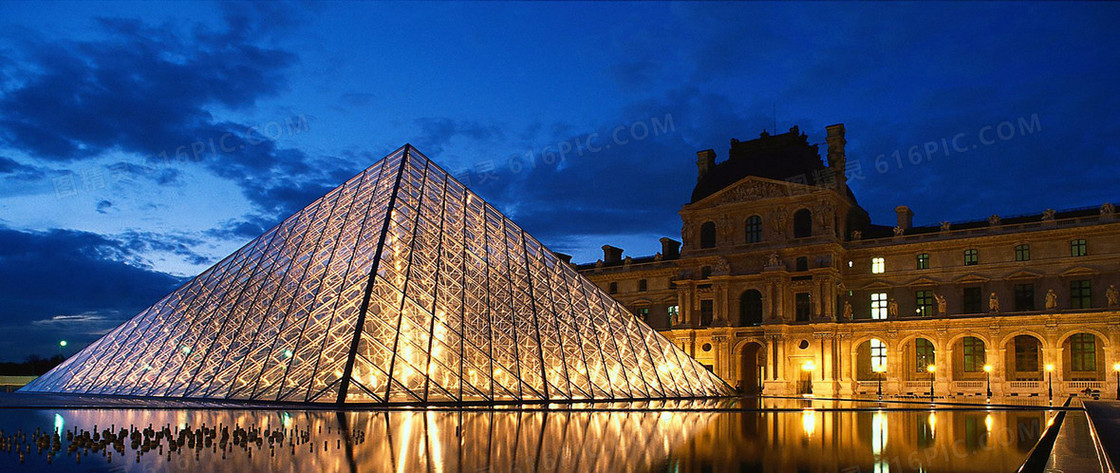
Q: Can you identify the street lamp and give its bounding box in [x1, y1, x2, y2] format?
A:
[802, 361, 816, 396]
[1113, 362, 1119, 401]
[874, 365, 886, 401]
[58, 340, 67, 356]
[983, 364, 993, 400]
[1045, 364, 1054, 402]
[927, 364, 936, 402]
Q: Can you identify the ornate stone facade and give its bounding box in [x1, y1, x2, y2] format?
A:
[578, 124, 1120, 399]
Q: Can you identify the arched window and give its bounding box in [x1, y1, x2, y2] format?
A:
[740, 290, 763, 326]
[699, 221, 716, 248]
[745, 215, 762, 243]
[1069, 333, 1097, 372]
[914, 339, 935, 372]
[961, 336, 985, 372]
[793, 209, 812, 238]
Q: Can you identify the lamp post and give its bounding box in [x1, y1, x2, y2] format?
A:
[58, 340, 67, 357]
[874, 365, 886, 401]
[927, 364, 936, 403]
[983, 364, 993, 400]
[1045, 364, 1054, 402]
[802, 361, 816, 396]
[1113, 363, 1119, 401]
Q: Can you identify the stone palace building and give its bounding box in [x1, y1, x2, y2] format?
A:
[576, 124, 1120, 399]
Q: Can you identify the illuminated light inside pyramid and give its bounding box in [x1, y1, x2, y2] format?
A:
[22, 145, 732, 404]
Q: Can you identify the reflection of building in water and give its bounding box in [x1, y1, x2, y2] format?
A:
[579, 124, 1120, 398]
[680, 406, 1046, 472]
[27, 404, 714, 472]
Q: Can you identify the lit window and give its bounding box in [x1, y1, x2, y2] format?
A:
[916, 253, 929, 270]
[1014, 244, 1030, 262]
[871, 257, 885, 274]
[1014, 336, 1040, 373]
[1070, 280, 1092, 309]
[699, 300, 714, 326]
[847, 260, 853, 268]
[871, 292, 888, 320]
[667, 305, 680, 325]
[636, 307, 649, 321]
[964, 249, 978, 266]
[915, 290, 934, 317]
[1070, 239, 1087, 257]
[870, 339, 886, 371]
[638, 279, 647, 292]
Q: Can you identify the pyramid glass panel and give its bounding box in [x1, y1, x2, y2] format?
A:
[21, 145, 732, 404]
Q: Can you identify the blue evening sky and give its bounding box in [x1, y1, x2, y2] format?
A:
[0, 2, 1117, 360]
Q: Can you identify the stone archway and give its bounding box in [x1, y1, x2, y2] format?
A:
[738, 342, 766, 395]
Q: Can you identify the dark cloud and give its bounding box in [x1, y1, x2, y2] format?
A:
[95, 200, 113, 214]
[0, 156, 45, 181]
[414, 117, 504, 155]
[0, 226, 184, 360]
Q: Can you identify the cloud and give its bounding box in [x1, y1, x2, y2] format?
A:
[413, 117, 504, 155]
[0, 225, 184, 360]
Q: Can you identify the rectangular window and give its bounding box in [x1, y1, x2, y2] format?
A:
[1014, 244, 1030, 262]
[1070, 239, 1087, 257]
[1070, 280, 1092, 309]
[915, 290, 934, 317]
[871, 292, 888, 320]
[608, 282, 618, 294]
[915, 339, 935, 372]
[667, 305, 679, 326]
[636, 307, 649, 322]
[871, 257, 885, 274]
[962, 337, 985, 372]
[870, 339, 886, 372]
[1014, 284, 1035, 311]
[1014, 338, 1039, 373]
[746, 216, 762, 243]
[916, 253, 930, 270]
[1070, 333, 1096, 372]
[795, 293, 811, 322]
[964, 249, 979, 266]
[963, 287, 983, 313]
[699, 300, 713, 326]
[638, 279, 648, 292]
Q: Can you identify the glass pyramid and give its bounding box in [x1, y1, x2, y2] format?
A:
[22, 145, 731, 404]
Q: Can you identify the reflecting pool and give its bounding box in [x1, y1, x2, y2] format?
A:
[0, 398, 1055, 472]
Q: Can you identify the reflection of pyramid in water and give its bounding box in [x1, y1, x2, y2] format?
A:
[23, 145, 731, 404]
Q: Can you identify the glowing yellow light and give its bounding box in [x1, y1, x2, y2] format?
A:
[926, 364, 936, 373]
[802, 361, 816, 372]
[1045, 364, 1054, 372]
[985, 414, 993, 432]
[872, 410, 887, 454]
[801, 409, 816, 437]
[928, 412, 937, 437]
[1113, 362, 1120, 372]
[983, 364, 992, 373]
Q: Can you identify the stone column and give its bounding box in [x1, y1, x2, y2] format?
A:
[678, 287, 692, 327]
[715, 284, 730, 326]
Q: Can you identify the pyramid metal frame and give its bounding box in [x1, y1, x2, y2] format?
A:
[22, 145, 732, 405]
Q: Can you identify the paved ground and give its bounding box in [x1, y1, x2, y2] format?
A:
[1082, 400, 1120, 472]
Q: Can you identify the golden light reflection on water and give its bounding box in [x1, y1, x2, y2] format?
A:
[0, 400, 1052, 473]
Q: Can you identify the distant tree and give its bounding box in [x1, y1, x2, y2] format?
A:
[0, 354, 65, 376]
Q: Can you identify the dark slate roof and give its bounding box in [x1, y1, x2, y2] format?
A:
[872, 205, 1112, 239]
[691, 127, 829, 203]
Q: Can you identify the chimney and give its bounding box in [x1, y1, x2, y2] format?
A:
[601, 245, 623, 264]
[553, 252, 573, 264]
[895, 206, 914, 231]
[825, 124, 847, 191]
[659, 237, 681, 260]
[696, 149, 716, 182]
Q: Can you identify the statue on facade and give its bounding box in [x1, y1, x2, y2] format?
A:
[713, 257, 731, 274]
[1045, 289, 1059, 309]
[892, 226, 904, 236]
[1107, 284, 1119, 307]
[934, 293, 947, 315]
[850, 230, 862, 240]
[842, 300, 853, 320]
[888, 298, 899, 318]
[766, 253, 782, 268]
[988, 292, 1000, 313]
[988, 215, 1001, 226]
[940, 221, 951, 232]
[1102, 202, 1115, 216]
[1042, 208, 1056, 221]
